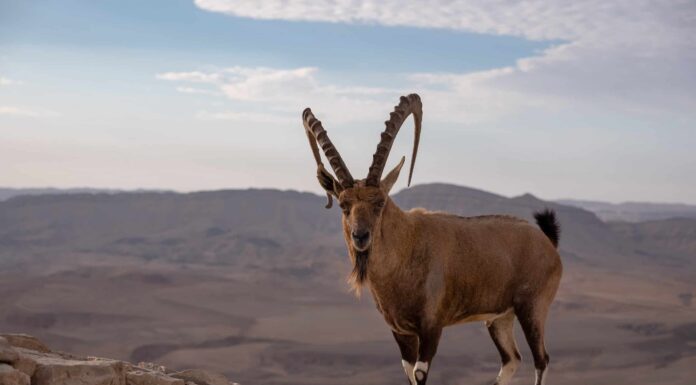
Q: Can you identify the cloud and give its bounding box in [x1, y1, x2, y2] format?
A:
[220, 66, 318, 102]
[193, 1, 693, 42]
[159, 66, 397, 102]
[175, 87, 222, 96]
[407, 67, 545, 124]
[0, 77, 22, 86]
[157, 66, 401, 124]
[196, 110, 295, 123]
[156, 71, 220, 83]
[0, 106, 59, 118]
[158, 67, 321, 102]
[193, 0, 696, 117]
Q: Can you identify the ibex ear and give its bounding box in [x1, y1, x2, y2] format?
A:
[317, 165, 342, 208]
[380, 156, 405, 194]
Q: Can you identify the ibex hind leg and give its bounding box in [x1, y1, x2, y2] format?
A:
[486, 310, 521, 385]
[515, 302, 551, 385]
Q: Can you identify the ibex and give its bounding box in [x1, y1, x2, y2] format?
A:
[302, 94, 562, 385]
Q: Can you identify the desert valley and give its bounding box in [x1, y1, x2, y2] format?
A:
[0, 183, 694, 384]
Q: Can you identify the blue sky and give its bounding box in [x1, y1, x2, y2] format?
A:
[1, 0, 695, 203]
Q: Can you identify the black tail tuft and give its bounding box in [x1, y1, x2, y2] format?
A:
[534, 208, 560, 248]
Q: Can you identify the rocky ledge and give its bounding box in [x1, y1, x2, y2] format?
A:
[0, 334, 238, 385]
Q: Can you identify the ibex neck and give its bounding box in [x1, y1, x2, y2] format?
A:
[380, 198, 410, 232]
[370, 198, 415, 274]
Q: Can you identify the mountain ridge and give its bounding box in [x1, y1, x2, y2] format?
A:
[558, 198, 696, 222]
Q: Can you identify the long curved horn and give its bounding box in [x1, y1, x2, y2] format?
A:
[302, 108, 355, 190]
[365, 93, 422, 187]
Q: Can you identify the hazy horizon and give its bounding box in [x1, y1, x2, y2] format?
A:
[3, 182, 696, 207]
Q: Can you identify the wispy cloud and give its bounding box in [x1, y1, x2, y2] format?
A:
[175, 86, 222, 96]
[0, 106, 59, 118]
[193, 0, 696, 116]
[0, 77, 22, 86]
[196, 110, 294, 123]
[220, 66, 318, 102]
[157, 66, 400, 124]
[193, 1, 693, 41]
[156, 71, 220, 83]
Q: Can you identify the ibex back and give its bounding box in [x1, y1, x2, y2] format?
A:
[302, 94, 562, 385]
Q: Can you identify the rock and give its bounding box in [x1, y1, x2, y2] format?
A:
[0, 363, 30, 385]
[0, 334, 51, 353]
[0, 337, 19, 364]
[170, 369, 237, 385]
[136, 361, 167, 373]
[11, 350, 37, 378]
[0, 333, 238, 385]
[127, 370, 185, 385]
[32, 355, 126, 385]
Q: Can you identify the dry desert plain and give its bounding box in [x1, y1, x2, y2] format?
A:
[1, 183, 694, 384]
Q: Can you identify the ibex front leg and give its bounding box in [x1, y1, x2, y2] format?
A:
[414, 328, 442, 385]
[393, 332, 418, 385]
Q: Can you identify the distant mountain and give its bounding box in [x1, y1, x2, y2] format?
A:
[1, 183, 691, 272]
[0, 183, 646, 270]
[0, 189, 344, 272]
[558, 199, 696, 222]
[609, 217, 696, 264]
[0, 187, 166, 202]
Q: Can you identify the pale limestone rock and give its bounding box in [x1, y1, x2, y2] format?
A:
[0, 363, 30, 385]
[32, 354, 126, 385]
[0, 337, 19, 364]
[10, 349, 37, 377]
[170, 369, 237, 385]
[136, 361, 167, 373]
[0, 334, 238, 385]
[0, 334, 51, 353]
[127, 370, 185, 385]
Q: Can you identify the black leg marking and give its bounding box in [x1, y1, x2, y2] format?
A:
[414, 328, 441, 385]
[516, 305, 550, 385]
[393, 332, 418, 385]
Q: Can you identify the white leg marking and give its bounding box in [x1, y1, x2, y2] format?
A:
[414, 361, 428, 382]
[491, 313, 519, 385]
[495, 360, 519, 385]
[402, 360, 416, 385]
[535, 367, 548, 385]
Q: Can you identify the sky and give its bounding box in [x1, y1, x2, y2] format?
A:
[1, 0, 695, 204]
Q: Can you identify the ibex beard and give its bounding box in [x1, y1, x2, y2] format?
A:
[302, 94, 562, 385]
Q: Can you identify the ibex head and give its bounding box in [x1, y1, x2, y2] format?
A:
[302, 94, 422, 253]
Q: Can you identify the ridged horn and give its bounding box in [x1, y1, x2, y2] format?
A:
[365, 93, 422, 187]
[302, 108, 355, 190]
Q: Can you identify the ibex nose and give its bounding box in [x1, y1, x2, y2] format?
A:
[351, 230, 370, 244]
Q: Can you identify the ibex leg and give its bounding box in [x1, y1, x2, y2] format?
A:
[392, 332, 418, 385]
[486, 310, 521, 385]
[516, 303, 551, 385]
[414, 328, 441, 385]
